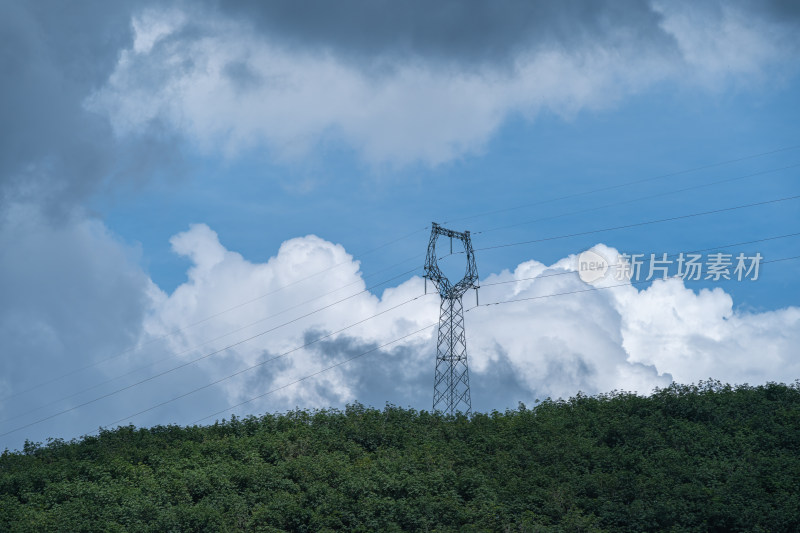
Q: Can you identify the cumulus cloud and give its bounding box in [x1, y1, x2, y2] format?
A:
[615, 279, 800, 385]
[3, 1, 798, 452]
[88, 0, 800, 165]
[4, 224, 797, 450]
[142, 224, 436, 411]
[137, 228, 800, 421]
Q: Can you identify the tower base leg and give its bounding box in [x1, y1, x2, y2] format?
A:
[433, 297, 472, 416]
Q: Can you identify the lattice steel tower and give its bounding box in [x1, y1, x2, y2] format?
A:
[424, 222, 479, 416]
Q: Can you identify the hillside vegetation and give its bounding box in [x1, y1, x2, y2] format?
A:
[2, 381, 799, 532]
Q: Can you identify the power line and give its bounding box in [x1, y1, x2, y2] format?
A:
[153, 146, 798, 360]
[0, 286, 431, 438]
[0, 250, 426, 403]
[475, 194, 800, 252]
[3, 247, 466, 426]
[443, 143, 800, 225]
[12, 147, 793, 403]
[99, 295, 432, 430]
[191, 323, 438, 426]
[470, 255, 799, 308]
[5, 146, 798, 437]
[10, 225, 793, 430]
[193, 256, 800, 427]
[6, 243, 474, 426]
[184, 146, 798, 348]
[474, 162, 800, 235]
[0, 265, 423, 426]
[477, 231, 800, 288]
[9, 246, 796, 440]
[6, 188, 796, 423]
[471, 277, 677, 309]
[6, 196, 797, 427]
[765, 255, 800, 264]
[27, 143, 791, 403]
[23, 230, 795, 429]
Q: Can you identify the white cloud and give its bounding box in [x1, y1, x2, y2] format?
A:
[140, 228, 800, 419]
[86, 3, 798, 166]
[143, 224, 436, 409]
[4, 222, 797, 450]
[614, 278, 800, 385]
[652, 1, 795, 87]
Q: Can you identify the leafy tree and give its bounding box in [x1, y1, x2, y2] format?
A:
[2, 381, 799, 531]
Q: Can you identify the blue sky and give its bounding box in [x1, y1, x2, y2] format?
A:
[98, 83, 800, 306]
[1, 0, 799, 451]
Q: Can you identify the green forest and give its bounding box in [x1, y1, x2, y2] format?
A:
[2, 380, 799, 532]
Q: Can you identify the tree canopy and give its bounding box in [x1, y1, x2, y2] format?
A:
[2, 380, 799, 532]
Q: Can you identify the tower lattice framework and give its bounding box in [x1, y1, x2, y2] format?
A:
[424, 222, 479, 416]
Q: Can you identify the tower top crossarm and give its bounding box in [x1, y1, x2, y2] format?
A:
[424, 222, 479, 300]
[430, 222, 468, 240]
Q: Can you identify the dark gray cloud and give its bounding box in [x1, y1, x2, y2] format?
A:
[214, 0, 674, 69]
[73, 0, 800, 165]
[759, 0, 800, 20]
[0, 2, 159, 451]
[0, 2, 129, 208]
[244, 330, 430, 411]
[470, 343, 541, 411]
[0, 204, 154, 451]
[4, 0, 799, 210]
[245, 329, 541, 414]
[0, 1, 190, 218]
[209, 0, 800, 74]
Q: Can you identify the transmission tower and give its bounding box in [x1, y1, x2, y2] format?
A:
[424, 222, 479, 416]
